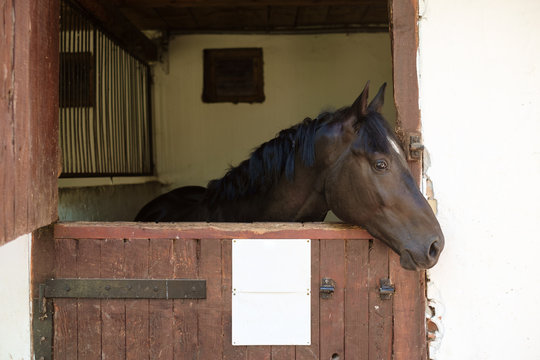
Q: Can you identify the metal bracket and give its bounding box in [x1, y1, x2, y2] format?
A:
[40, 278, 205, 306]
[379, 278, 395, 300]
[320, 277, 336, 299]
[405, 131, 424, 161]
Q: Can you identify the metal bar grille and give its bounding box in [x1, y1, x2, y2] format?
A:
[59, 0, 152, 177]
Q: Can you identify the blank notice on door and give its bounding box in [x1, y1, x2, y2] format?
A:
[232, 239, 311, 346]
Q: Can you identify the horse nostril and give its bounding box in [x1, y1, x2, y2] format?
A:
[429, 241, 440, 259]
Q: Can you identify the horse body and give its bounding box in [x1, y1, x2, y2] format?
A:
[135, 186, 207, 222]
[135, 83, 444, 270]
[136, 158, 327, 222]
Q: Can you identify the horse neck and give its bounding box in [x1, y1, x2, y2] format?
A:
[204, 159, 329, 222]
[258, 164, 329, 222]
[205, 180, 328, 222]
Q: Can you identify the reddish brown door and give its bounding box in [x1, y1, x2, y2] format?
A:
[0, 0, 59, 245]
[49, 222, 399, 360]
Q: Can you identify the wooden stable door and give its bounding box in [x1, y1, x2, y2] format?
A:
[44, 222, 397, 360]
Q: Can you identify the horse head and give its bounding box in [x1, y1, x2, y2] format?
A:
[322, 83, 444, 270]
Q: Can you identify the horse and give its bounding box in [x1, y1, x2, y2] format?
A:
[135, 83, 444, 270]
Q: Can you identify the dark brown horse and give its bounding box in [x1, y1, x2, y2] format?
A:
[135, 83, 444, 270]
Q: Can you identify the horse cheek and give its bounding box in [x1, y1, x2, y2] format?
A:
[326, 167, 366, 225]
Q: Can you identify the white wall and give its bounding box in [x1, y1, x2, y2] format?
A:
[0, 234, 32, 360]
[418, 0, 540, 358]
[153, 33, 395, 187]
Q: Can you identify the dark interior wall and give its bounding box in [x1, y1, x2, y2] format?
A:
[58, 182, 164, 221]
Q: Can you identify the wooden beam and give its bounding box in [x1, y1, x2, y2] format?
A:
[55, 222, 372, 240]
[75, 0, 158, 62]
[390, 0, 421, 164]
[169, 25, 388, 35]
[389, 0, 427, 359]
[124, 0, 386, 8]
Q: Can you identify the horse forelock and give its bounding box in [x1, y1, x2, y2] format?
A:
[205, 114, 329, 204]
[353, 111, 398, 155]
[321, 105, 398, 157]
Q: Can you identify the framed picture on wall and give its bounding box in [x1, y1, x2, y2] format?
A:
[203, 48, 265, 103]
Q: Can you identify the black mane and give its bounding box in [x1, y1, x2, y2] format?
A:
[205, 107, 395, 204]
[355, 110, 396, 154]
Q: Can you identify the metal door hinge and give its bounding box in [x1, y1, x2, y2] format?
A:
[320, 278, 336, 299]
[405, 132, 424, 161]
[379, 278, 395, 300]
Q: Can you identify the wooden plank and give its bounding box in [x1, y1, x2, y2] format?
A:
[296, 239, 319, 360]
[120, 6, 169, 30]
[53, 238, 78, 360]
[0, 0, 59, 245]
[0, 1, 15, 245]
[368, 239, 392, 360]
[389, 254, 426, 360]
[389, 0, 421, 182]
[248, 346, 271, 360]
[198, 239, 223, 359]
[149, 238, 174, 359]
[272, 346, 295, 360]
[192, 7, 268, 31]
[268, 6, 297, 27]
[173, 238, 200, 358]
[221, 239, 247, 360]
[0, 0, 17, 244]
[345, 239, 369, 359]
[161, 24, 388, 34]
[76, 0, 158, 62]
[27, 0, 59, 232]
[125, 238, 150, 360]
[389, 0, 427, 358]
[31, 226, 55, 297]
[127, 0, 386, 7]
[101, 239, 126, 359]
[319, 239, 345, 360]
[77, 239, 102, 360]
[295, 5, 330, 26]
[55, 222, 372, 240]
[31, 228, 55, 359]
[12, 1, 32, 240]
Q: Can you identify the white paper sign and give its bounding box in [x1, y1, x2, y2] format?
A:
[232, 239, 311, 346]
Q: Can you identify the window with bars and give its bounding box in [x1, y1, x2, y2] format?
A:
[59, 0, 153, 177]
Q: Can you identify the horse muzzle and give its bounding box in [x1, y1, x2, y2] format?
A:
[400, 235, 444, 270]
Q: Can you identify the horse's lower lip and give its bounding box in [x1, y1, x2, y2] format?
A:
[400, 250, 420, 271]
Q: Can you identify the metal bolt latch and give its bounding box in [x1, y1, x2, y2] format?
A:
[320, 278, 336, 299]
[406, 132, 424, 160]
[379, 278, 395, 300]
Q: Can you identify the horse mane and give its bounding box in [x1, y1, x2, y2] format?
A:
[205, 106, 396, 204]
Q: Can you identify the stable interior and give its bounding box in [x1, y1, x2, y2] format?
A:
[58, 0, 396, 221]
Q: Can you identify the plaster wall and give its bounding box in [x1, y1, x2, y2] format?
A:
[0, 234, 31, 360]
[58, 182, 163, 221]
[418, 0, 540, 358]
[153, 33, 395, 187]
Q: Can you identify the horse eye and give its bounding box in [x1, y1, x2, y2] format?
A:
[374, 159, 388, 171]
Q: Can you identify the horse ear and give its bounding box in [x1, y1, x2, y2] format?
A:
[367, 83, 386, 113]
[350, 81, 370, 117]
